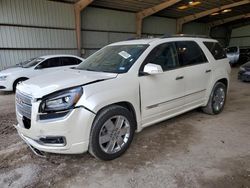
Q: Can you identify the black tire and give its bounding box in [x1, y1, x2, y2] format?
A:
[13, 78, 28, 92]
[89, 105, 136, 160]
[202, 82, 227, 115]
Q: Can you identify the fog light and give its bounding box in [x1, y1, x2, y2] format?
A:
[39, 136, 66, 146]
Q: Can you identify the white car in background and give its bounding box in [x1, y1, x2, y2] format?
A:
[15, 36, 231, 160]
[0, 55, 84, 92]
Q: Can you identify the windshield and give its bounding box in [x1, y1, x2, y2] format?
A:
[76, 44, 148, 73]
[22, 58, 44, 68]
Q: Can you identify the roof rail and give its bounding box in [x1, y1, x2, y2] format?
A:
[161, 34, 211, 39]
[126, 35, 156, 40]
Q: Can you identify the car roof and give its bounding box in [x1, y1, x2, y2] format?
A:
[109, 36, 218, 46]
[109, 38, 159, 46]
[39, 54, 83, 59]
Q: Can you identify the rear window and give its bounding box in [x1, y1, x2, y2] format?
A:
[176, 41, 208, 67]
[203, 42, 227, 60]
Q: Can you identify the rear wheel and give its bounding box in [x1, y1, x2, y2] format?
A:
[202, 82, 227, 115]
[13, 78, 28, 92]
[89, 105, 136, 160]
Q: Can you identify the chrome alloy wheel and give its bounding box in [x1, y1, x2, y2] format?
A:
[99, 115, 130, 154]
[212, 87, 225, 112]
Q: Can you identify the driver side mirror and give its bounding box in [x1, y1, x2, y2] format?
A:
[143, 63, 163, 75]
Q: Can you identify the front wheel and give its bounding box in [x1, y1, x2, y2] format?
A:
[202, 82, 227, 115]
[89, 105, 136, 160]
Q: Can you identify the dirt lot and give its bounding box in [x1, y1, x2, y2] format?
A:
[0, 68, 249, 188]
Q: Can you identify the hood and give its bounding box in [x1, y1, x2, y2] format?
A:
[0, 67, 24, 75]
[17, 68, 118, 98]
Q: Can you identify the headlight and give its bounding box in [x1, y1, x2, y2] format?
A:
[0, 75, 8, 81]
[240, 67, 246, 71]
[40, 87, 83, 113]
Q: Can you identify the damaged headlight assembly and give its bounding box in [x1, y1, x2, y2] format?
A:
[39, 87, 83, 114]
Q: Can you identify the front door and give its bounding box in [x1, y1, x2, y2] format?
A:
[139, 42, 185, 127]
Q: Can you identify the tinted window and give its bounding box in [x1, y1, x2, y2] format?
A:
[176, 41, 208, 66]
[143, 42, 178, 71]
[204, 42, 227, 60]
[61, 57, 81, 66]
[38, 57, 61, 69]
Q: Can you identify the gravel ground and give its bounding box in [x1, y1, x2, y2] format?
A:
[0, 68, 249, 188]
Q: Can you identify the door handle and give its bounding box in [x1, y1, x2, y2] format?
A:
[205, 69, 211, 73]
[176, 76, 184, 80]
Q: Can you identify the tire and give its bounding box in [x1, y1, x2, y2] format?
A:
[202, 82, 227, 115]
[89, 105, 136, 160]
[13, 78, 28, 92]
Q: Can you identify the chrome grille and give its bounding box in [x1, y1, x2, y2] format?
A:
[16, 91, 32, 119]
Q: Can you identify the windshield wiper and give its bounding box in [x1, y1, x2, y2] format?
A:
[85, 68, 97, 72]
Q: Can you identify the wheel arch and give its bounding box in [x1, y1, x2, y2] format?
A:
[204, 76, 229, 107]
[13, 77, 29, 90]
[216, 78, 228, 89]
[95, 101, 138, 131]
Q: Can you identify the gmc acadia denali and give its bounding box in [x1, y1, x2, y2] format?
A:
[14, 36, 231, 160]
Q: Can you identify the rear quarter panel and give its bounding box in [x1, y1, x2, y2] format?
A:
[198, 40, 231, 105]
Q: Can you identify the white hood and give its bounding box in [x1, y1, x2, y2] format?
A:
[0, 67, 24, 75]
[17, 69, 118, 98]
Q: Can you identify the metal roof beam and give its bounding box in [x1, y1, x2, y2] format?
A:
[136, 0, 181, 37]
[209, 13, 250, 28]
[74, 0, 93, 55]
[74, 0, 93, 11]
[177, 0, 250, 33]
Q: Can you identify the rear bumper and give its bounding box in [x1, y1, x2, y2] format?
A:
[15, 105, 96, 154]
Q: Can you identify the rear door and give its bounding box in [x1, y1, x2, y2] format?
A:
[175, 41, 212, 107]
[139, 42, 185, 126]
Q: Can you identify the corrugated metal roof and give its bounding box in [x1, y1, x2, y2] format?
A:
[51, 0, 250, 25]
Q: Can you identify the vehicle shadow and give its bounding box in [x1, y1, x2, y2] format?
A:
[0, 91, 14, 95]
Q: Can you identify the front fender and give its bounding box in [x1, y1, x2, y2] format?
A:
[77, 78, 141, 127]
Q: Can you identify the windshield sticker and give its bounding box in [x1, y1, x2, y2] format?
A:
[118, 51, 131, 59]
[119, 67, 126, 70]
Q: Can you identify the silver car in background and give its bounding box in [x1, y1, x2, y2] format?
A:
[226, 46, 240, 66]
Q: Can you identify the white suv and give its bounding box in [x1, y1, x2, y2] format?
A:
[0, 55, 84, 92]
[15, 36, 231, 160]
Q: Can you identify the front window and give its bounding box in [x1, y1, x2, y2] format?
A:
[22, 58, 44, 68]
[77, 44, 148, 73]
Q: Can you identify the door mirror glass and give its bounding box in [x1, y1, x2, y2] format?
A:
[143, 63, 163, 75]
